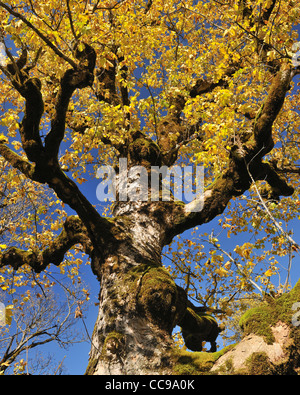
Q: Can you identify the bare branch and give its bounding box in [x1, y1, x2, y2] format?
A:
[209, 237, 264, 295]
[246, 165, 299, 251]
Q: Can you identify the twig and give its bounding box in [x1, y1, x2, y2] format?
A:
[80, 315, 102, 356]
[208, 236, 264, 295]
[246, 163, 300, 251]
[54, 356, 66, 375]
[0, 2, 77, 69]
[66, 0, 79, 42]
[283, 241, 293, 293]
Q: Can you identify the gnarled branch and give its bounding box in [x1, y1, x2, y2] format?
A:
[0, 216, 92, 273]
[0, 1, 77, 68]
[45, 43, 96, 158]
[156, 63, 240, 166]
[165, 65, 295, 243]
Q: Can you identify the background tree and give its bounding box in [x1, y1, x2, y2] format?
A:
[0, 289, 87, 375]
[0, 0, 299, 375]
[0, 157, 89, 374]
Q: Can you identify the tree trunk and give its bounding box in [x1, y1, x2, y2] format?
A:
[86, 260, 177, 375]
[85, 205, 187, 375]
[86, 269, 300, 375]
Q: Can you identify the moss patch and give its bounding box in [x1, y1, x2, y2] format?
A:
[137, 266, 179, 331]
[172, 345, 234, 375]
[239, 280, 300, 344]
[102, 331, 125, 356]
[245, 352, 274, 375]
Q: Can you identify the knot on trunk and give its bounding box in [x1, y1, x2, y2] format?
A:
[62, 43, 97, 91]
[136, 267, 187, 333]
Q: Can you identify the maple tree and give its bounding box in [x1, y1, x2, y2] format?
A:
[0, 0, 300, 375]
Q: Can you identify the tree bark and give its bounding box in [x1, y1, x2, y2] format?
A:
[85, 262, 300, 375]
[85, 208, 187, 375]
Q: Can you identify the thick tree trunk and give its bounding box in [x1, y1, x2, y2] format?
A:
[86, 256, 186, 375]
[85, 205, 187, 375]
[85, 265, 300, 375]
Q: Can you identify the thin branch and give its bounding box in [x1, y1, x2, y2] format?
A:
[0, 2, 77, 69]
[66, 0, 79, 42]
[93, 0, 128, 12]
[235, 20, 287, 59]
[283, 241, 293, 293]
[181, 6, 226, 31]
[246, 164, 300, 251]
[28, 0, 58, 32]
[209, 237, 264, 295]
[54, 356, 66, 375]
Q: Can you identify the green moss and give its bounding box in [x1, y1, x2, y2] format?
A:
[135, 266, 183, 332]
[172, 345, 234, 375]
[222, 358, 234, 374]
[84, 358, 98, 375]
[245, 352, 274, 375]
[239, 280, 300, 344]
[239, 303, 275, 344]
[138, 266, 176, 305]
[102, 331, 125, 357]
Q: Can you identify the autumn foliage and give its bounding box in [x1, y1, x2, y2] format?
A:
[0, 0, 300, 374]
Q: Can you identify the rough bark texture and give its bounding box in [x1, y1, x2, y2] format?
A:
[85, 276, 300, 375]
[84, 203, 186, 375]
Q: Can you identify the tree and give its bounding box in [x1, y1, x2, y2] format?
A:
[0, 157, 89, 375]
[0, 0, 299, 375]
[0, 289, 86, 375]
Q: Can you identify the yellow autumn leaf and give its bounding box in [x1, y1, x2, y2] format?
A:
[215, 267, 228, 277]
[0, 135, 8, 144]
[264, 269, 275, 277]
[5, 305, 14, 326]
